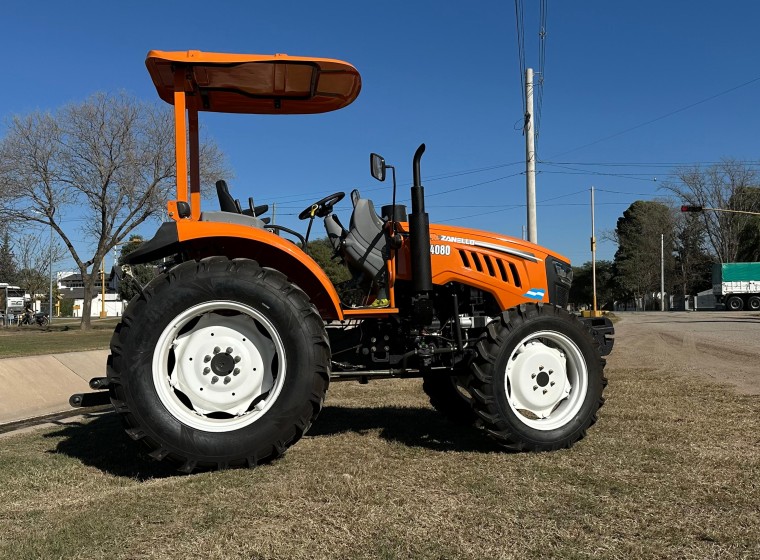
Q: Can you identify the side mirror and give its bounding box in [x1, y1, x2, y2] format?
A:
[370, 153, 386, 182]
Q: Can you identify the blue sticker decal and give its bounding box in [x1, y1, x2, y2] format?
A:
[524, 288, 545, 300]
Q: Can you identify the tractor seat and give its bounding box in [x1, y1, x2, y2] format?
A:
[325, 191, 387, 279]
[203, 179, 266, 228]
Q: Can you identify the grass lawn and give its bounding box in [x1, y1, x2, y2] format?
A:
[0, 318, 118, 358]
[0, 364, 758, 559]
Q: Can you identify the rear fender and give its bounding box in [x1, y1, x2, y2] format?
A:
[124, 221, 343, 320]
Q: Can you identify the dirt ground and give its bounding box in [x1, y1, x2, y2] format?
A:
[607, 310, 760, 395]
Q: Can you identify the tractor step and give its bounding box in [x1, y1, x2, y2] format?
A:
[70, 391, 112, 408]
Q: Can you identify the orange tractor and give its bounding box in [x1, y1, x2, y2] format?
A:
[72, 50, 613, 472]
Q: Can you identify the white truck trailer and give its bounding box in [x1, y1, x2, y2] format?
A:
[713, 262, 760, 311]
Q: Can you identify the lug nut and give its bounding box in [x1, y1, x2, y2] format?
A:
[550, 381, 555, 387]
[539, 366, 544, 371]
[533, 385, 538, 391]
[204, 355, 211, 363]
[233, 368, 240, 376]
[226, 347, 233, 354]
[531, 373, 536, 379]
[213, 346, 221, 354]
[543, 389, 548, 394]
[234, 356, 241, 363]
[224, 376, 231, 384]
[211, 376, 219, 384]
[203, 367, 210, 375]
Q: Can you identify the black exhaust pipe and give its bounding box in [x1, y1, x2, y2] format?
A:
[409, 144, 432, 293]
[409, 144, 434, 325]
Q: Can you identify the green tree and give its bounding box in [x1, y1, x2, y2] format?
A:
[306, 238, 351, 287]
[614, 200, 676, 309]
[118, 235, 157, 302]
[0, 227, 16, 283]
[569, 260, 617, 310]
[674, 212, 714, 297]
[733, 186, 760, 262]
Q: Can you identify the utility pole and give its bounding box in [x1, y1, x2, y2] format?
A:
[591, 186, 598, 316]
[100, 257, 107, 318]
[661, 233, 665, 311]
[48, 220, 53, 323]
[525, 68, 537, 244]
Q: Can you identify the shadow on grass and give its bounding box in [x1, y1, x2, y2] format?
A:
[44, 413, 177, 481]
[308, 405, 502, 453]
[45, 405, 501, 479]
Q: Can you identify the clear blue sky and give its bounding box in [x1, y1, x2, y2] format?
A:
[3, 1, 760, 272]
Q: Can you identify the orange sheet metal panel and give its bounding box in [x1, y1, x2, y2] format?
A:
[146, 50, 361, 115]
[395, 223, 567, 311]
[174, 220, 344, 319]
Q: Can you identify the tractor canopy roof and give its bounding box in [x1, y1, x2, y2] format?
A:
[146, 50, 362, 114]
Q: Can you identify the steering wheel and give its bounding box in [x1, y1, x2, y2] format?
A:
[298, 192, 345, 220]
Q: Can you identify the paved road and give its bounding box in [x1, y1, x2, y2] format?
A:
[607, 311, 760, 395]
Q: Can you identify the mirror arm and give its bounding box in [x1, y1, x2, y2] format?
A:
[388, 164, 398, 236]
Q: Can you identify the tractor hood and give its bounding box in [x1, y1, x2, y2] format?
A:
[146, 50, 361, 114]
[427, 223, 569, 265]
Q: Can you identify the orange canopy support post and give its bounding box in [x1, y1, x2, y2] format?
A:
[188, 107, 201, 220]
[173, 68, 189, 206]
[146, 50, 362, 220]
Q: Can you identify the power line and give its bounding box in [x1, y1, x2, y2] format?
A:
[540, 162, 663, 182]
[550, 75, 760, 158]
[541, 159, 760, 168]
[514, 0, 527, 115]
[535, 0, 548, 153]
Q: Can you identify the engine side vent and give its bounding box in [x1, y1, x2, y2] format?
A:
[471, 252, 483, 272]
[458, 249, 470, 268]
[509, 262, 522, 288]
[458, 249, 520, 286]
[496, 259, 509, 282]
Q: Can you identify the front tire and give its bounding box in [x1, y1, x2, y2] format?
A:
[107, 257, 330, 472]
[468, 304, 607, 451]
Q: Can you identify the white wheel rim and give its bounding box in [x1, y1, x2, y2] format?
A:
[152, 301, 286, 432]
[504, 330, 588, 431]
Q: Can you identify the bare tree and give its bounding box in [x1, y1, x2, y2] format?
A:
[662, 160, 760, 263]
[0, 92, 226, 328]
[12, 230, 67, 304]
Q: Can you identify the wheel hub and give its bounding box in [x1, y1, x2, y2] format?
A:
[167, 312, 277, 417]
[210, 352, 235, 375]
[506, 339, 571, 418]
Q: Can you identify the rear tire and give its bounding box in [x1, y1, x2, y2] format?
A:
[107, 257, 330, 472]
[747, 295, 760, 311]
[422, 372, 479, 426]
[726, 296, 744, 311]
[468, 303, 607, 451]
